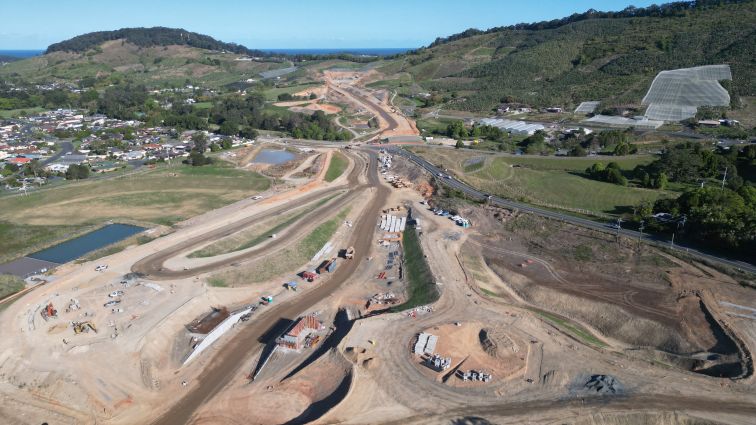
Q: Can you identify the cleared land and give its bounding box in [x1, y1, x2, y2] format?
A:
[412, 147, 666, 215]
[0, 163, 269, 261]
[210, 206, 351, 286]
[188, 194, 337, 258]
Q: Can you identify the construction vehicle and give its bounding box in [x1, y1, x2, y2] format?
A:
[286, 281, 298, 291]
[72, 321, 97, 334]
[41, 302, 57, 321]
[301, 271, 318, 282]
[317, 258, 337, 274]
[260, 295, 274, 306]
[344, 246, 355, 260]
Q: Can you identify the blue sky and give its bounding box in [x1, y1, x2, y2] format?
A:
[1, 0, 657, 49]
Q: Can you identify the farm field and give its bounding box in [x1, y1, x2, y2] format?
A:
[0, 163, 269, 261]
[412, 147, 668, 216]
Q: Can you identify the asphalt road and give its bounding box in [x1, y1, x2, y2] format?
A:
[41, 140, 73, 165]
[391, 147, 756, 275]
[150, 149, 390, 425]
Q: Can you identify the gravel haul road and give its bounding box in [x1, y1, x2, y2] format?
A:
[150, 149, 390, 425]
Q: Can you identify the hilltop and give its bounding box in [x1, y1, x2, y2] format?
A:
[0, 30, 289, 88]
[45, 27, 269, 57]
[376, 0, 756, 112]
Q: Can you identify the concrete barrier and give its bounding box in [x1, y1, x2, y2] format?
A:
[183, 305, 255, 365]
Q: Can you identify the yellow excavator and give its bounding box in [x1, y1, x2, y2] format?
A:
[73, 321, 97, 334]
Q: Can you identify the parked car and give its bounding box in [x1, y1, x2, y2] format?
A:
[95, 265, 108, 272]
[108, 290, 124, 298]
[104, 300, 120, 307]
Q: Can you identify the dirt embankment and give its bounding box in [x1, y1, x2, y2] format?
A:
[462, 207, 750, 377]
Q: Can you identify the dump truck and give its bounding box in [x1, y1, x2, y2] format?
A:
[344, 246, 355, 260]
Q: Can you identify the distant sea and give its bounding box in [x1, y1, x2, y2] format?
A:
[0, 50, 45, 58]
[262, 48, 413, 56]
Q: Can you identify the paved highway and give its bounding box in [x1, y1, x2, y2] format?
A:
[390, 147, 756, 275]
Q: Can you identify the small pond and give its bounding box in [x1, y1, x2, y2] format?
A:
[28, 223, 146, 264]
[253, 149, 296, 165]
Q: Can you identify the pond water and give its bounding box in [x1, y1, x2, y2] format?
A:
[253, 149, 296, 165]
[28, 223, 146, 264]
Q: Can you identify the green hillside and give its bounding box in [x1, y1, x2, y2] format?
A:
[378, 0, 756, 112]
[0, 41, 291, 88]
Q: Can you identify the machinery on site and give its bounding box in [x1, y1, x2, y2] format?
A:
[317, 258, 338, 274]
[72, 321, 97, 334]
[40, 302, 57, 321]
[260, 295, 274, 306]
[301, 271, 318, 282]
[344, 246, 355, 260]
[286, 281, 298, 291]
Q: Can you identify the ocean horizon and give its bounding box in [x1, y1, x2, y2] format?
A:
[0, 50, 45, 58]
[0, 48, 413, 58]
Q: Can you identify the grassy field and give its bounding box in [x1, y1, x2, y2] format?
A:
[412, 148, 668, 216]
[0, 107, 46, 118]
[0, 274, 26, 300]
[210, 207, 350, 286]
[391, 227, 439, 312]
[0, 222, 92, 264]
[0, 162, 269, 261]
[325, 151, 349, 182]
[264, 83, 321, 101]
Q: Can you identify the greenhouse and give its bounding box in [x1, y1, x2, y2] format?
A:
[641, 65, 732, 121]
[574, 101, 600, 114]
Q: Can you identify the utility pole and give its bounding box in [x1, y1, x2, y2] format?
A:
[671, 232, 675, 248]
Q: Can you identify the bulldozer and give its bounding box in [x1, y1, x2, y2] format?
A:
[73, 321, 98, 334]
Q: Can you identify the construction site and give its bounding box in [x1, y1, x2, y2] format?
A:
[0, 62, 755, 425]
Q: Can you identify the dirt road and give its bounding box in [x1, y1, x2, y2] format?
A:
[324, 71, 418, 140]
[132, 152, 363, 279]
[150, 148, 390, 425]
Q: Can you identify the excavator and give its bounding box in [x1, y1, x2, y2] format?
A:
[72, 321, 98, 334]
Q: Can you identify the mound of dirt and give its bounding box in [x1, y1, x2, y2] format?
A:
[415, 322, 525, 385]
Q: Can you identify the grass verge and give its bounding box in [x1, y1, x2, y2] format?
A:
[530, 308, 607, 348]
[0, 274, 25, 300]
[391, 227, 439, 312]
[325, 152, 348, 182]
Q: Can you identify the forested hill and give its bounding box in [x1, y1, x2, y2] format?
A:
[426, 0, 750, 48]
[45, 27, 269, 57]
[386, 0, 755, 111]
